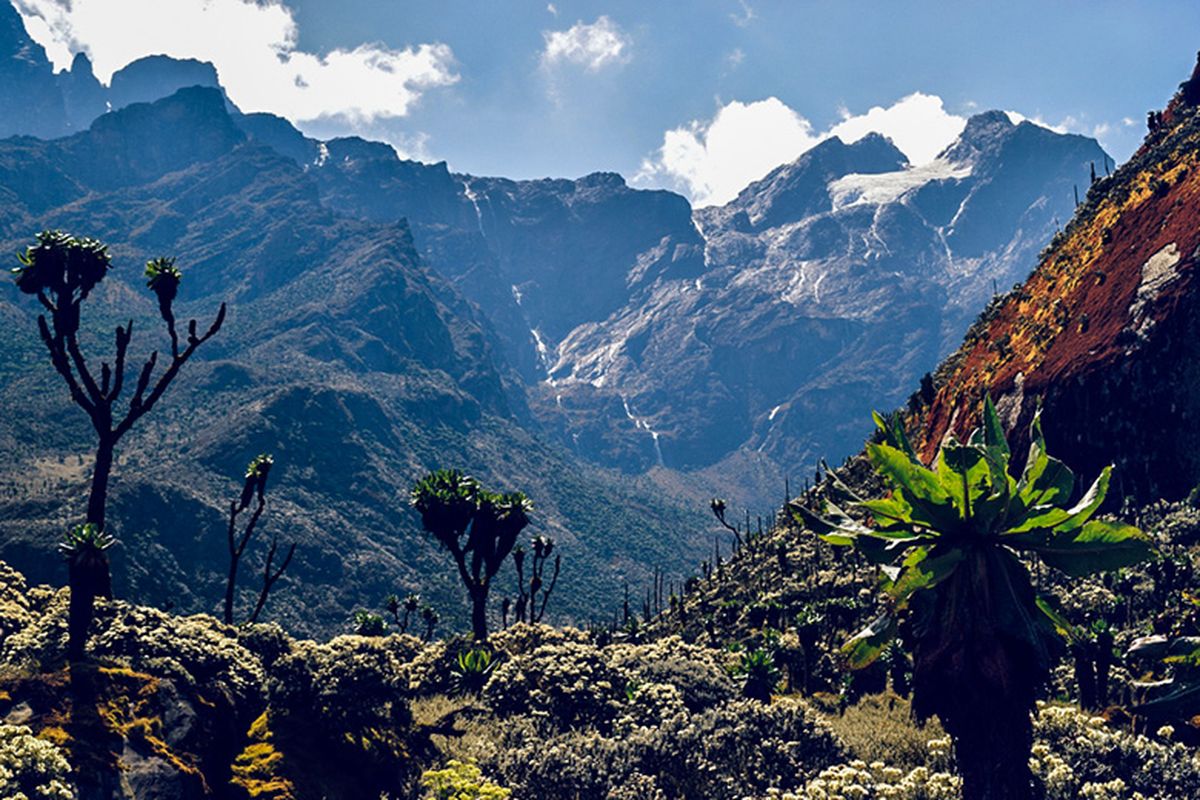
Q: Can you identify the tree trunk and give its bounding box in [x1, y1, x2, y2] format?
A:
[66, 563, 94, 662]
[223, 558, 239, 625]
[471, 587, 489, 641]
[71, 438, 114, 661]
[67, 555, 110, 662]
[950, 701, 1035, 800]
[86, 437, 114, 529]
[1074, 645, 1098, 710]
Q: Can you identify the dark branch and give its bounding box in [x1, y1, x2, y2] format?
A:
[109, 322, 132, 402]
[64, 334, 102, 405]
[249, 536, 296, 624]
[36, 316, 94, 414]
[534, 554, 561, 623]
[114, 303, 225, 439]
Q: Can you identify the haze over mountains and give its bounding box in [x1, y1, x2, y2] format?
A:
[0, 3, 1109, 631]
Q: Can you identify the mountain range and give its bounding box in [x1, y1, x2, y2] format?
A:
[0, 2, 1112, 632]
[0, 85, 708, 635]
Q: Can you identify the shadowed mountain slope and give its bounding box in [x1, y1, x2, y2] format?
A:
[0, 88, 705, 635]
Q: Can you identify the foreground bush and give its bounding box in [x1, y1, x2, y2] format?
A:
[0, 724, 74, 800]
[421, 759, 511, 799]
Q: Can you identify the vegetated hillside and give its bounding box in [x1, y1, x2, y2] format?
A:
[6, 552, 1200, 800]
[911, 57, 1200, 505]
[0, 87, 707, 636]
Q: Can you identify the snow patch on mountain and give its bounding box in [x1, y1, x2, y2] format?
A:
[829, 158, 972, 210]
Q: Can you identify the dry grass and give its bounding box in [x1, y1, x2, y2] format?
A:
[410, 694, 501, 765]
[821, 691, 945, 771]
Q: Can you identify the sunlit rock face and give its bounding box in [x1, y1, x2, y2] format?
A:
[304, 114, 1103, 481]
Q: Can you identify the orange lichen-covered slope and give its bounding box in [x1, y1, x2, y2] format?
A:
[914, 54, 1200, 501]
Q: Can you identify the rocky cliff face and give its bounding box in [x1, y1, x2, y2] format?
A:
[0, 4, 231, 139]
[544, 117, 1105, 477]
[301, 119, 1105, 484]
[0, 1, 69, 138]
[914, 60, 1200, 504]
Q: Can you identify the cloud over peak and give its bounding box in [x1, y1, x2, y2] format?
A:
[635, 92, 969, 207]
[12, 0, 459, 124]
[540, 15, 630, 72]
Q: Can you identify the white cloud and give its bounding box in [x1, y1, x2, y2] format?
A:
[636, 93, 967, 207]
[541, 15, 630, 72]
[730, 0, 755, 27]
[634, 98, 820, 208]
[828, 93, 965, 165]
[11, 0, 459, 124]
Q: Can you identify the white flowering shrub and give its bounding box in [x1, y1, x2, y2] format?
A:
[235, 621, 294, 669]
[485, 640, 632, 733]
[1138, 500, 1200, 546]
[604, 771, 666, 800]
[491, 727, 627, 800]
[405, 637, 456, 696]
[613, 681, 687, 733]
[0, 588, 68, 670]
[606, 636, 736, 712]
[798, 736, 958, 800]
[0, 563, 32, 644]
[0, 592, 265, 712]
[488, 623, 590, 656]
[639, 698, 844, 799]
[1031, 704, 1200, 799]
[482, 694, 843, 800]
[89, 602, 266, 708]
[267, 634, 412, 729]
[0, 724, 74, 800]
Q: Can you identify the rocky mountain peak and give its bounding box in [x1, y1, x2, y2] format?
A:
[323, 136, 399, 164]
[108, 54, 222, 109]
[0, 8, 235, 141]
[939, 109, 1016, 164]
[0, 0, 41, 61]
[577, 171, 627, 190]
[723, 133, 909, 229]
[70, 85, 246, 188]
[59, 51, 107, 130]
[0, 1, 67, 138]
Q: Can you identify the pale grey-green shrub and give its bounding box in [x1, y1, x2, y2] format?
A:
[0, 724, 74, 800]
[484, 640, 631, 733]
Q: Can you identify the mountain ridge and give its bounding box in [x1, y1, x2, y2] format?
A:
[0, 87, 709, 635]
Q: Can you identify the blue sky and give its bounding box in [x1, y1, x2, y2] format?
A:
[13, 0, 1200, 205]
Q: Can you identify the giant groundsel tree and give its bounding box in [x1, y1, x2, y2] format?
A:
[793, 398, 1154, 800]
[12, 231, 225, 659]
[411, 469, 532, 640]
